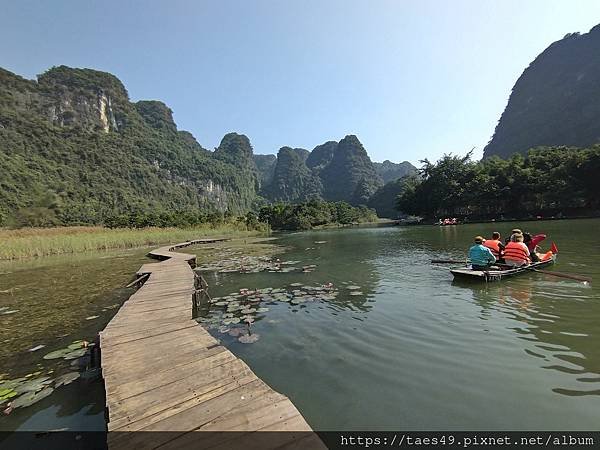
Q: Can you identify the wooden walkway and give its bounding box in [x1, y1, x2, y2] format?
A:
[100, 240, 323, 449]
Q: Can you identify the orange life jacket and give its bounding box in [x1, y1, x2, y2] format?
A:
[504, 242, 530, 263]
[483, 239, 501, 258]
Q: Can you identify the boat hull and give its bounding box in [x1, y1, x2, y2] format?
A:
[450, 256, 556, 282]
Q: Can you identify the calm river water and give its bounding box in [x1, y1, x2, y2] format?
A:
[1, 219, 599, 433]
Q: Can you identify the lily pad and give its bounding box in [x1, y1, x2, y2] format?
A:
[349, 291, 363, 296]
[238, 333, 260, 344]
[14, 377, 52, 394]
[228, 328, 245, 337]
[0, 389, 17, 401]
[63, 348, 88, 360]
[347, 285, 361, 290]
[0, 378, 26, 391]
[54, 372, 80, 388]
[11, 387, 54, 408]
[257, 307, 269, 313]
[43, 349, 71, 360]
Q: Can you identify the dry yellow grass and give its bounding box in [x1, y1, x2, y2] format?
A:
[0, 225, 263, 260]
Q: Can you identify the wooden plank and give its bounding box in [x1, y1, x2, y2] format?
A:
[105, 350, 237, 398]
[107, 361, 256, 426]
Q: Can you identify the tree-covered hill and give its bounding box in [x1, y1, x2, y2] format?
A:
[263, 147, 322, 202]
[484, 24, 600, 158]
[258, 136, 414, 205]
[367, 175, 419, 218]
[319, 135, 383, 203]
[0, 66, 258, 226]
[373, 160, 417, 183]
[0, 65, 415, 227]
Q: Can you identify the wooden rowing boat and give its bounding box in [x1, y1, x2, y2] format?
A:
[450, 255, 556, 282]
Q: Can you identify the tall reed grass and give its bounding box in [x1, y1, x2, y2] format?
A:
[0, 224, 263, 260]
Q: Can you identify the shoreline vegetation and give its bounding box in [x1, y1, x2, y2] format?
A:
[0, 200, 380, 260]
[396, 146, 600, 221]
[0, 224, 263, 260]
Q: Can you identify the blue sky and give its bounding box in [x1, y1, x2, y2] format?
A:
[2, 1, 600, 165]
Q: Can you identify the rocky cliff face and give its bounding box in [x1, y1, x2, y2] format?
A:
[0, 66, 258, 222]
[253, 154, 277, 186]
[484, 24, 600, 158]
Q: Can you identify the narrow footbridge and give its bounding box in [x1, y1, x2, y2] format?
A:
[100, 239, 323, 449]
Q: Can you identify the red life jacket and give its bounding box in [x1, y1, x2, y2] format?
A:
[504, 242, 530, 263]
[483, 239, 501, 259]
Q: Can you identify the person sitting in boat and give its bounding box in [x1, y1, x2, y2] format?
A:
[469, 236, 496, 270]
[483, 231, 505, 262]
[503, 233, 531, 267]
[505, 228, 522, 245]
[523, 232, 546, 262]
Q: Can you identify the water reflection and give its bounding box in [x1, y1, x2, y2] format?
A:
[454, 276, 600, 397]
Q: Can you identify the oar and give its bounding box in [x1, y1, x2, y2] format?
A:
[529, 268, 591, 283]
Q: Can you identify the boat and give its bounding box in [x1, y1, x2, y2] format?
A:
[450, 255, 556, 282]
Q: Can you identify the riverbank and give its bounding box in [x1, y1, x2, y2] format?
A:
[397, 214, 600, 227]
[0, 225, 265, 260]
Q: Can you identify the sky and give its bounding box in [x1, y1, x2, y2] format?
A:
[2, 1, 600, 165]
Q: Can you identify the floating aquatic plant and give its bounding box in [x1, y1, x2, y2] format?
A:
[54, 372, 80, 388]
[43, 342, 88, 360]
[228, 328, 245, 337]
[238, 333, 260, 344]
[11, 387, 54, 408]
